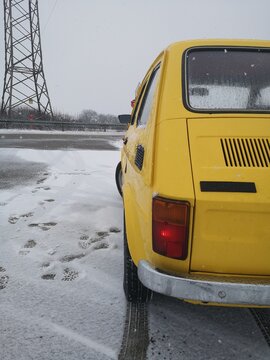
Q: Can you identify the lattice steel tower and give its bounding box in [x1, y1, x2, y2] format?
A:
[1, 0, 53, 118]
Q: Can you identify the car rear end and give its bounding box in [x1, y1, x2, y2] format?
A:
[138, 40, 270, 306]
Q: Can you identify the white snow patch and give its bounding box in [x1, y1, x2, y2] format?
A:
[0, 147, 125, 359]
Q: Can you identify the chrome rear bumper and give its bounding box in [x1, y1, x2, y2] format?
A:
[138, 260, 270, 306]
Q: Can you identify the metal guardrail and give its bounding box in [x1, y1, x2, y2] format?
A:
[0, 119, 127, 132]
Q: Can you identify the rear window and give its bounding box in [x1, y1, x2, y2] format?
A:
[185, 47, 270, 112]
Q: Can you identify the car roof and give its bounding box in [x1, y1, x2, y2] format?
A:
[165, 39, 270, 52]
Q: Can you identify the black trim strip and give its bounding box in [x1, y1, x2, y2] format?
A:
[200, 181, 257, 193]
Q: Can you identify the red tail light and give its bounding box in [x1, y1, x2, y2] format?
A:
[152, 197, 190, 260]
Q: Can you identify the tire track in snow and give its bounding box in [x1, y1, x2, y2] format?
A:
[118, 302, 149, 360]
[251, 309, 270, 347]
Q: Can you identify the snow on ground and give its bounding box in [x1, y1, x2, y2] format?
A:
[0, 147, 124, 360]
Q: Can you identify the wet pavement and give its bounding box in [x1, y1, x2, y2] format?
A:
[0, 153, 48, 190]
[0, 132, 123, 150]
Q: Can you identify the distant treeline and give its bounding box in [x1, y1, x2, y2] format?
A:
[0, 107, 118, 124]
[0, 107, 125, 131]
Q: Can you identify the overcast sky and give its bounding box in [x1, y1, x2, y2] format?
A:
[1, 0, 270, 116]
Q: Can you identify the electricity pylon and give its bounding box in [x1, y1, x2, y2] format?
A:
[1, 0, 53, 118]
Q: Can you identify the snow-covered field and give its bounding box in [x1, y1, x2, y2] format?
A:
[0, 147, 124, 360]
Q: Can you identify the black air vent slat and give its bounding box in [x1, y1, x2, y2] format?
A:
[220, 140, 228, 166]
[250, 139, 260, 167]
[241, 139, 251, 167]
[221, 138, 270, 168]
[229, 138, 237, 166]
[237, 139, 246, 167]
[262, 139, 270, 163]
[258, 139, 268, 166]
[135, 145, 144, 170]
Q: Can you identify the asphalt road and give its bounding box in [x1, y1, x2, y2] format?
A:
[0, 131, 123, 150]
[0, 131, 122, 190]
[0, 153, 48, 190]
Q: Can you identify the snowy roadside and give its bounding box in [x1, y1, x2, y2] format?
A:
[0, 148, 125, 360]
[0, 129, 125, 136]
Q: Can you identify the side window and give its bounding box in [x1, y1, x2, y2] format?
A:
[137, 65, 160, 127]
[131, 82, 147, 125]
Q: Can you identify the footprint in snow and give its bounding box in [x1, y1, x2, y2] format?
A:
[96, 231, 110, 238]
[79, 234, 89, 241]
[0, 268, 9, 290]
[8, 212, 33, 224]
[19, 250, 30, 256]
[40, 262, 56, 280]
[59, 253, 85, 263]
[36, 172, 50, 185]
[78, 227, 121, 250]
[109, 227, 121, 233]
[41, 261, 79, 282]
[8, 215, 19, 224]
[62, 268, 79, 281]
[28, 222, 57, 231]
[42, 262, 50, 268]
[0, 275, 9, 290]
[36, 177, 47, 184]
[22, 212, 33, 218]
[34, 186, 51, 192]
[41, 268, 79, 282]
[19, 239, 37, 255]
[24, 239, 37, 248]
[93, 242, 109, 250]
[41, 273, 56, 280]
[78, 231, 109, 249]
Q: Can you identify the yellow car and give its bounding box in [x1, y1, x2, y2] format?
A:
[116, 39, 270, 306]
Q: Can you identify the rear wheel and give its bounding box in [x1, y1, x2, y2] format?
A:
[115, 162, 123, 196]
[123, 220, 152, 303]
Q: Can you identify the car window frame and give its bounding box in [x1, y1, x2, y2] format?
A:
[130, 82, 148, 126]
[133, 63, 161, 127]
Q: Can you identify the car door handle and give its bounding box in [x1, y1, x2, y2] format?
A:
[123, 137, 128, 145]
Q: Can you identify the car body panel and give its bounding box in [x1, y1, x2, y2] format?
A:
[188, 117, 270, 275]
[121, 55, 164, 268]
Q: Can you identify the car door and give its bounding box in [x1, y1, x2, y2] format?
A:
[122, 63, 162, 262]
[123, 64, 161, 184]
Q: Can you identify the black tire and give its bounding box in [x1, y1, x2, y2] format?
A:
[115, 162, 123, 196]
[123, 220, 152, 303]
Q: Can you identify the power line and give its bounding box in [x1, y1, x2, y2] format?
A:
[42, 0, 58, 32]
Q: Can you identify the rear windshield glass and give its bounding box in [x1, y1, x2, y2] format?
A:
[185, 48, 270, 112]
